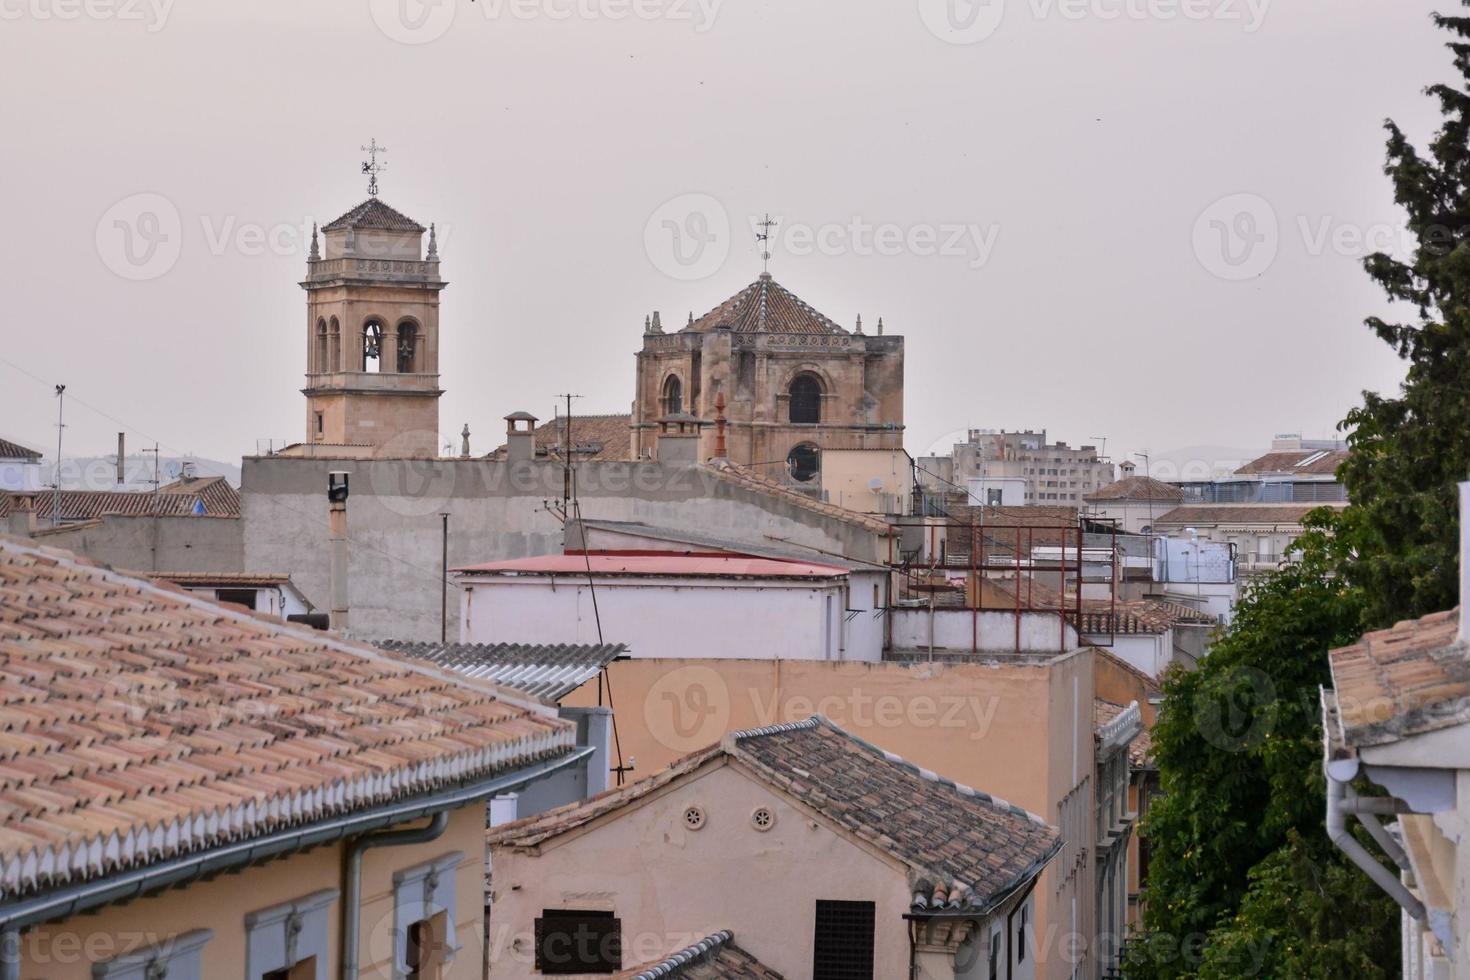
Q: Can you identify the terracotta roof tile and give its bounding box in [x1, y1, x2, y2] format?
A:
[615, 931, 784, 979]
[1095, 699, 1153, 767]
[0, 441, 41, 462]
[493, 717, 1060, 914]
[321, 198, 425, 233]
[489, 415, 633, 462]
[1151, 503, 1337, 527]
[1085, 476, 1184, 503]
[705, 460, 893, 537]
[684, 275, 847, 335]
[0, 476, 239, 522]
[1236, 449, 1348, 477]
[0, 537, 574, 899]
[1328, 608, 1470, 747]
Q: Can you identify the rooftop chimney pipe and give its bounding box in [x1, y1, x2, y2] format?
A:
[328, 471, 350, 631]
[116, 433, 125, 486]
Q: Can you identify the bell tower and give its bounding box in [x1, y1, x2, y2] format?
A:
[301, 188, 447, 458]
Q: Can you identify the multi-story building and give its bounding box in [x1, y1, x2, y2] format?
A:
[951, 430, 1115, 505]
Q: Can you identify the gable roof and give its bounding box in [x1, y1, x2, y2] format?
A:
[1151, 503, 1336, 527]
[0, 476, 240, 523]
[0, 440, 41, 462]
[492, 715, 1060, 915]
[0, 537, 573, 900]
[684, 275, 847, 335]
[1085, 476, 1184, 503]
[616, 931, 784, 979]
[321, 198, 426, 233]
[1327, 607, 1470, 747]
[376, 641, 626, 702]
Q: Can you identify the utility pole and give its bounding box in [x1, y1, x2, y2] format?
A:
[51, 385, 65, 527]
[557, 393, 582, 513]
[440, 512, 450, 644]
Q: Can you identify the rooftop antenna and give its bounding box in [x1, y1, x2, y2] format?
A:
[51, 385, 65, 527]
[360, 138, 388, 198]
[756, 213, 777, 277]
[558, 393, 583, 510]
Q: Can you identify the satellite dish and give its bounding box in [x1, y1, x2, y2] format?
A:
[867, 477, 885, 492]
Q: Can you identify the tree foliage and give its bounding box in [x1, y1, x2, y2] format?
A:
[1337, 5, 1470, 628]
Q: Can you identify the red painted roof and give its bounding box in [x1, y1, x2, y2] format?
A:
[456, 553, 848, 579]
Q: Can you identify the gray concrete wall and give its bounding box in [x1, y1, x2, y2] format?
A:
[30, 515, 243, 573]
[241, 456, 890, 642]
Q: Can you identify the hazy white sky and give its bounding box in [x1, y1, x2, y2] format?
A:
[0, 0, 1447, 471]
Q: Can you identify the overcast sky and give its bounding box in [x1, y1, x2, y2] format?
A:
[0, 0, 1448, 474]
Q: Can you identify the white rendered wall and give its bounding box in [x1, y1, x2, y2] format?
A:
[461, 575, 866, 661]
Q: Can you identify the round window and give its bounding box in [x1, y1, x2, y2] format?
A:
[751, 806, 775, 832]
[683, 805, 706, 831]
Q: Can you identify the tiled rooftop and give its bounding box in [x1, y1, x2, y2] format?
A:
[0, 538, 573, 899]
[705, 460, 894, 536]
[0, 440, 41, 461]
[1236, 448, 1348, 477]
[1328, 608, 1470, 747]
[616, 931, 784, 979]
[493, 716, 1060, 914]
[1085, 476, 1184, 503]
[377, 641, 627, 702]
[0, 475, 240, 522]
[320, 197, 426, 233]
[684, 275, 847, 335]
[489, 414, 634, 462]
[1096, 699, 1153, 767]
[1152, 503, 1338, 526]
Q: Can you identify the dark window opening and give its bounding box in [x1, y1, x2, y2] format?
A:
[662, 375, 683, 415]
[535, 909, 620, 974]
[363, 319, 385, 373]
[989, 931, 1001, 980]
[813, 899, 874, 980]
[315, 412, 324, 435]
[1017, 904, 1028, 962]
[217, 588, 258, 610]
[788, 444, 820, 483]
[315, 319, 328, 373]
[406, 911, 449, 980]
[789, 374, 822, 424]
[396, 321, 418, 373]
[264, 958, 316, 980]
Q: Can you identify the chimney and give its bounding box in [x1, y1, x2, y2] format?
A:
[1120, 460, 1136, 478]
[327, 471, 350, 631]
[116, 433, 125, 485]
[504, 412, 538, 462]
[7, 494, 36, 538]
[712, 392, 728, 461]
[1460, 482, 1470, 645]
[655, 413, 704, 467]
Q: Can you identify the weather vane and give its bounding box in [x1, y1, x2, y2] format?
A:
[756, 213, 777, 275]
[361, 138, 388, 197]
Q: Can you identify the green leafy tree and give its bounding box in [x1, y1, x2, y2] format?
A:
[1337, 4, 1470, 628]
[1124, 536, 1374, 978]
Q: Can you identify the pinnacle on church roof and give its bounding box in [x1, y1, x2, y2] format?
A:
[321, 198, 426, 233]
[683, 275, 848, 336]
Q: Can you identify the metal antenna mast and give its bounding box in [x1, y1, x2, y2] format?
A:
[51, 385, 65, 527]
[361, 139, 388, 197]
[756, 214, 777, 276]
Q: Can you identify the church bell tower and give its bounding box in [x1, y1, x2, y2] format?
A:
[301, 150, 446, 457]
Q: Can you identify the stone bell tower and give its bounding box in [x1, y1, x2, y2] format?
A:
[300, 195, 447, 457]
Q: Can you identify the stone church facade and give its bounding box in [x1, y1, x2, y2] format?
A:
[298, 197, 446, 458]
[632, 273, 905, 484]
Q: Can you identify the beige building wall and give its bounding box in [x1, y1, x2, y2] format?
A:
[560, 654, 1098, 979]
[489, 759, 919, 979]
[17, 804, 487, 980]
[820, 447, 912, 514]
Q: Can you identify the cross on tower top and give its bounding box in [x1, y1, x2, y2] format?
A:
[756, 213, 777, 276]
[360, 139, 388, 197]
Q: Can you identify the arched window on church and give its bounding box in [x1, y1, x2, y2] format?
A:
[662, 375, 683, 415]
[363, 319, 385, 373]
[788, 443, 820, 483]
[396, 321, 418, 373]
[789, 374, 822, 424]
[328, 317, 341, 372]
[315, 319, 328, 373]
